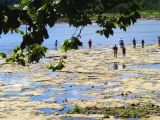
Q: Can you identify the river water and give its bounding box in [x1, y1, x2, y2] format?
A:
[0, 20, 160, 54]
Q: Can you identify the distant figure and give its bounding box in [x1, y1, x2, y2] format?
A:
[132, 38, 136, 48]
[122, 46, 126, 58]
[141, 39, 144, 48]
[158, 36, 160, 47]
[88, 39, 92, 49]
[113, 44, 118, 58]
[55, 40, 58, 50]
[119, 39, 124, 48]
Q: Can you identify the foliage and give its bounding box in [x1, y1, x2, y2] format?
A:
[69, 102, 160, 118]
[6, 46, 26, 66]
[139, 0, 160, 16]
[0, 0, 19, 5]
[0, 0, 140, 48]
[0, 1, 140, 63]
[140, 0, 160, 11]
[0, 52, 7, 58]
[5, 44, 47, 66]
[61, 37, 83, 52]
[68, 104, 82, 114]
[47, 55, 67, 71]
[26, 44, 47, 63]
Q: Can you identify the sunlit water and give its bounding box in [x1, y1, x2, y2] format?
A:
[0, 20, 160, 54]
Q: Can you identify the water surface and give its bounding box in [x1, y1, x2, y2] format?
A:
[0, 20, 160, 54]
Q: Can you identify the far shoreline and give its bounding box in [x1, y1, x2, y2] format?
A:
[56, 14, 160, 23]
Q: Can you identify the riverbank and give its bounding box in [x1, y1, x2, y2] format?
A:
[0, 44, 160, 119]
[140, 12, 160, 20]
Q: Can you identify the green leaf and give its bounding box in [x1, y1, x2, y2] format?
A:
[0, 52, 7, 58]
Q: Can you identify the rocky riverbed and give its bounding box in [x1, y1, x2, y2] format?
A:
[0, 44, 160, 120]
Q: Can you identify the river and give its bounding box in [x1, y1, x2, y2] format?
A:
[0, 20, 160, 54]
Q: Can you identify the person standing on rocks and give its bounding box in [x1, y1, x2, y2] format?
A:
[141, 39, 145, 48]
[113, 44, 118, 58]
[133, 38, 136, 48]
[55, 40, 58, 50]
[119, 39, 124, 48]
[122, 46, 126, 58]
[88, 39, 92, 49]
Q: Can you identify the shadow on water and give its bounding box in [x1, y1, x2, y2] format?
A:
[109, 63, 126, 70]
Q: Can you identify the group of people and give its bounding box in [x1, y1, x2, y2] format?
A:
[132, 38, 145, 48]
[113, 38, 146, 58]
[113, 40, 126, 58]
[54, 36, 160, 54]
[54, 39, 93, 50]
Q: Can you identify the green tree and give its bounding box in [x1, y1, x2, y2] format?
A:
[0, 0, 140, 49]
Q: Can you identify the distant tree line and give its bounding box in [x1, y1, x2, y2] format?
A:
[140, 0, 160, 11]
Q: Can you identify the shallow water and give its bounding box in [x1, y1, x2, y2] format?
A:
[105, 81, 121, 87]
[0, 72, 106, 115]
[116, 73, 157, 79]
[128, 63, 160, 70]
[0, 72, 31, 88]
[30, 84, 103, 115]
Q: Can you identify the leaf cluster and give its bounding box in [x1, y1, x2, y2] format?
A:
[0, 0, 140, 48]
[0, 0, 140, 64]
[0, 52, 7, 58]
[61, 37, 83, 52]
[47, 55, 67, 71]
[5, 44, 47, 66]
